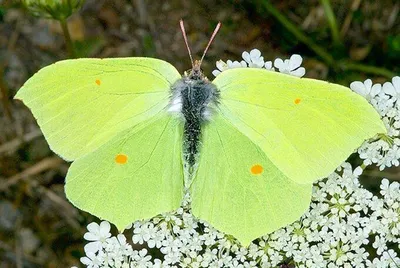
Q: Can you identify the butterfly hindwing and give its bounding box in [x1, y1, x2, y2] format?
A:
[65, 114, 184, 230]
[213, 68, 386, 184]
[15, 57, 181, 160]
[190, 113, 313, 246]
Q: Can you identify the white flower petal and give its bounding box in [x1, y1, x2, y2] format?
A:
[117, 234, 127, 245]
[216, 60, 227, 71]
[264, 61, 273, 70]
[364, 79, 373, 90]
[84, 241, 101, 254]
[212, 70, 221, 77]
[229, 60, 243, 68]
[84, 233, 100, 241]
[148, 240, 156, 248]
[274, 58, 284, 69]
[80, 256, 92, 265]
[284, 59, 290, 66]
[242, 51, 251, 63]
[353, 166, 363, 176]
[290, 67, 305, 77]
[350, 81, 368, 96]
[99, 221, 111, 237]
[139, 248, 148, 257]
[383, 82, 396, 96]
[371, 84, 382, 97]
[249, 49, 261, 60]
[289, 54, 303, 70]
[251, 58, 265, 68]
[392, 76, 400, 90]
[87, 222, 100, 234]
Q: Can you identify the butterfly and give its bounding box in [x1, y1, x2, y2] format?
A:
[15, 21, 385, 246]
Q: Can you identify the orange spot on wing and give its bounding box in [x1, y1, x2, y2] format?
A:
[95, 79, 101, 86]
[115, 154, 128, 164]
[251, 164, 263, 175]
[294, 98, 301, 104]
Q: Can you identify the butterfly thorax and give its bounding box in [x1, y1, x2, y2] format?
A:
[169, 63, 220, 170]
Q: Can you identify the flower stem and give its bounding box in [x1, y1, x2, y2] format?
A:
[339, 61, 396, 79]
[59, 18, 76, 58]
[319, 0, 341, 45]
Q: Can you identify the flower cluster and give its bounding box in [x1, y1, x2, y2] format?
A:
[74, 50, 400, 268]
[212, 49, 305, 78]
[75, 167, 400, 268]
[354, 77, 400, 170]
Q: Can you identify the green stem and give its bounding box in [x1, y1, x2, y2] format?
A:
[362, 170, 400, 180]
[257, 0, 335, 65]
[59, 18, 76, 58]
[256, 1, 395, 78]
[339, 61, 396, 79]
[320, 0, 341, 45]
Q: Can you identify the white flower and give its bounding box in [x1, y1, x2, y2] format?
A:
[212, 59, 246, 76]
[353, 166, 363, 176]
[213, 49, 306, 77]
[264, 61, 274, 71]
[383, 76, 400, 101]
[372, 236, 388, 255]
[80, 252, 104, 268]
[350, 79, 382, 101]
[242, 49, 265, 68]
[227, 60, 247, 69]
[147, 229, 166, 249]
[132, 249, 152, 266]
[212, 60, 228, 77]
[235, 247, 248, 262]
[382, 249, 400, 266]
[273, 54, 306, 77]
[83, 221, 111, 254]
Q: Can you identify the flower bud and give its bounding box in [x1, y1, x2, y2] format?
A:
[21, 0, 85, 20]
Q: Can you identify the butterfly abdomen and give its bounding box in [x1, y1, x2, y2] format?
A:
[169, 77, 219, 168]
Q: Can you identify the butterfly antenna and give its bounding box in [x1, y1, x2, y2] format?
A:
[199, 22, 221, 66]
[180, 19, 194, 68]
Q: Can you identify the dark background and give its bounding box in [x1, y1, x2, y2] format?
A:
[0, 0, 399, 267]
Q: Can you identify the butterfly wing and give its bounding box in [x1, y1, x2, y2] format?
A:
[190, 113, 312, 246]
[15, 58, 181, 161]
[65, 114, 184, 230]
[213, 68, 386, 184]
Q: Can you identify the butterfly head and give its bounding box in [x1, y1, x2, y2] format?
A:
[186, 60, 206, 81]
[180, 20, 221, 81]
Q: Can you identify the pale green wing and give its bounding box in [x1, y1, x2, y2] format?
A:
[213, 68, 386, 184]
[190, 113, 313, 246]
[15, 57, 181, 161]
[65, 114, 183, 230]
